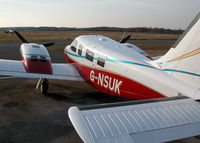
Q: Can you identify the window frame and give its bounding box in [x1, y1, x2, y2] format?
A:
[78, 44, 83, 56]
[85, 49, 94, 62]
[71, 46, 77, 53]
[97, 57, 105, 67]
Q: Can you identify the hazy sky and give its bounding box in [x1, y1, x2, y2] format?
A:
[0, 0, 199, 29]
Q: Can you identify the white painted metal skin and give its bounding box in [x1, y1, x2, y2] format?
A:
[158, 13, 200, 89]
[20, 43, 51, 60]
[69, 97, 200, 143]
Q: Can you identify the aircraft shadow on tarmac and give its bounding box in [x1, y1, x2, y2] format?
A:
[45, 91, 130, 105]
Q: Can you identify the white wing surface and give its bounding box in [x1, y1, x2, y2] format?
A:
[0, 59, 83, 81]
[69, 97, 200, 143]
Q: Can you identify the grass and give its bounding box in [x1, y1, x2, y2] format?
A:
[48, 46, 65, 51]
[0, 31, 180, 42]
[0, 30, 177, 57]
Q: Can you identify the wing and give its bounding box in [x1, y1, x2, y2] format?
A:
[68, 97, 200, 143]
[0, 59, 83, 81]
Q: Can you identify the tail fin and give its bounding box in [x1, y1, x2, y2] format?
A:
[159, 12, 200, 88]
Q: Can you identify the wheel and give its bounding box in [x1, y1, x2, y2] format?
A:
[41, 79, 49, 95]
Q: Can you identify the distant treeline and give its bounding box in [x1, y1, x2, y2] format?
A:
[0, 27, 183, 34]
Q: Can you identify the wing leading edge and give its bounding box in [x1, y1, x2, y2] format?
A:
[0, 59, 83, 81]
[68, 97, 200, 143]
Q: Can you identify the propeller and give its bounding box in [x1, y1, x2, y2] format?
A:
[5, 30, 54, 47]
[42, 42, 55, 47]
[14, 31, 29, 43]
[119, 34, 131, 43]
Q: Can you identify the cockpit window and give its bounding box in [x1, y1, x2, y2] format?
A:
[78, 44, 83, 56]
[70, 39, 78, 53]
[71, 46, 76, 53]
[71, 40, 78, 47]
[85, 49, 94, 62]
[97, 57, 105, 67]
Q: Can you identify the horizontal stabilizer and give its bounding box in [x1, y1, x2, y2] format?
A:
[69, 97, 200, 143]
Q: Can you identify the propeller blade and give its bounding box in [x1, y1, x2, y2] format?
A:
[42, 42, 55, 47]
[14, 31, 28, 43]
[120, 35, 131, 43]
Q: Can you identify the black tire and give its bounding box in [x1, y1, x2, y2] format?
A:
[41, 79, 49, 95]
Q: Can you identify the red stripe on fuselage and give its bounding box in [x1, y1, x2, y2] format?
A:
[64, 53, 74, 63]
[65, 53, 165, 100]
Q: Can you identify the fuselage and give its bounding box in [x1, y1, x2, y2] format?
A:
[64, 35, 197, 100]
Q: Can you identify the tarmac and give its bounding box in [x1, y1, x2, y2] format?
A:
[0, 41, 200, 143]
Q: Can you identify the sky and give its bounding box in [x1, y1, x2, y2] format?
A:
[0, 0, 199, 29]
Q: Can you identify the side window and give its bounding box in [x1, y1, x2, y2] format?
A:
[71, 46, 76, 53]
[85, 49, 94, 62]
[78, 44, 83, 56]
[70, 39, 78, 53]
[97, 57, 105, 67]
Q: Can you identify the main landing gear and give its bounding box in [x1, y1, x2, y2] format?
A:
[36, 78, 49, 95]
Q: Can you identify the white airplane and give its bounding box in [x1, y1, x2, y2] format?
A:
[1, 13, 200, 142]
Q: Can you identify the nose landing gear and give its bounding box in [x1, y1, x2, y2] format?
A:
[36, 78, 49, 95]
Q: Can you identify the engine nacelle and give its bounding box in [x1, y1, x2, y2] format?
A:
[20, 43, 52, 74]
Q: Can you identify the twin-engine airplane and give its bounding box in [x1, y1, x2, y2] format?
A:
[1, 13, 200, 142]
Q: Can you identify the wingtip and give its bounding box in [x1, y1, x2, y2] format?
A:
[68, 106, 95, 143]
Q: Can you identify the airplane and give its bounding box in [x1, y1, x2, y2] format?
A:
[4, 30, 14, 34]
[0, 12, 200, 142]
[0, 30, 83, 94]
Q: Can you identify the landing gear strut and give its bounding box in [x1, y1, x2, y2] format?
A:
[36, 78, 49, 95]
[41, 78, 49, 95]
